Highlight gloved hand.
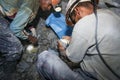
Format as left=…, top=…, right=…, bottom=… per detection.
left=57, top=40, right=66, bottom=58
left=30, top=27, right=37, bottom=37
left=28, top=35, right=38, bottom=45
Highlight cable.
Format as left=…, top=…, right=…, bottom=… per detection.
left=92, top=0, right=120, bottom=79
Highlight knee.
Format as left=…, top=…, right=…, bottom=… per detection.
left=37, top=50, right=50, bottom=61
left=36, top=50, right=51, bottom=69
left=36, top=50, right=59, bottom=71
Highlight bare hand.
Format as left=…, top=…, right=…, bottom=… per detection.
left=28, top=35, right=38, bottom=45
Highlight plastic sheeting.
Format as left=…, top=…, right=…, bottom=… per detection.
left=45, top=12, right=73, bottom=39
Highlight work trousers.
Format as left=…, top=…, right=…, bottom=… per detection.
left=36, top=50, right=95, bottom=80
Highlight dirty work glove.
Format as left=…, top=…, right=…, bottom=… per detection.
left=28, top=35, right=38, bottom=45
left=30, top=27, right=37, bottom=37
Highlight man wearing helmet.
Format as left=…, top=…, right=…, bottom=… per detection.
left=37, top=0, right=120, bottom=80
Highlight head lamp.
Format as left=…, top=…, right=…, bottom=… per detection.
left=53, top=1, right=62, bottom=12
left=54, top=6, right=62, bottom=12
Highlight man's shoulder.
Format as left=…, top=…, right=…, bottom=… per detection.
left=97, top=9, right=120, bottom=18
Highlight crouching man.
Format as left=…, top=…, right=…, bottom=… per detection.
left=0, top=14, right=23, bottom=79
left=37, top=0, right=120, bottom=80
left=0, top=0, right=61, bottom=44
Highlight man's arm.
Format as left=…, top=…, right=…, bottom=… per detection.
left=66, top=31, right=89, bottom=63
left=9, top=5, right=38, bottom=44
left=10, top=6, right=32, bottom=40
left=57, top=36, right=71, bottom=57
left=57, top=36, right=80, bottom=69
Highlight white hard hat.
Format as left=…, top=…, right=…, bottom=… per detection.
left=65, top=0, right=91, bottom=26
left=65, top=0, right=99, bottom=26
left=66, top=0, right=91, bottom=15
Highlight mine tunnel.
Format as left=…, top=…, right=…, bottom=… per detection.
left=0, top=0, right=120, bottom=80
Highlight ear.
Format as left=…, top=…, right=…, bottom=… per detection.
left=74, top=7, right=81, bottom=16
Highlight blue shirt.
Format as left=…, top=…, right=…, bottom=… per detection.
left=0, top=0, right=39, bottom=39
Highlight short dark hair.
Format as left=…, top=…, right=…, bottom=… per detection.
left=71, top=1, right=93, bottom=16
left=66, top=1, right=94, bottom=26
left=77, top=1, right=93, bottom=9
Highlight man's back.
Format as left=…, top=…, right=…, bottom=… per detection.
left=76, top=9, right=120, bottom=80
left=66, top=8, right=120, bottom=80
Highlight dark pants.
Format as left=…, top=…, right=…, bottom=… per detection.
left=0, top=14, right=23, bottom=62
left=0, top=14, right=23, bottom=80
